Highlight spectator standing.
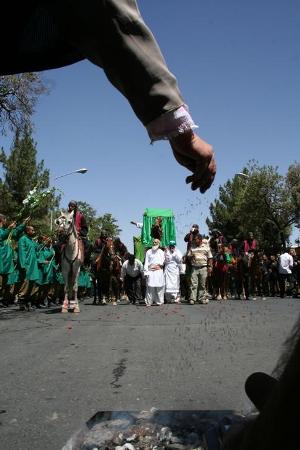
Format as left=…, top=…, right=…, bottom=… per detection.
left=187, top=234, right=213, bottom=304
left=278, top=249, right=293, bottom=298
left=213, top=244, right=230, bottom=300
left=269, top=254, right=279, bottom=297
left=121, top=254, right=143, bottom=305
left=184, top=224, right=200, bottom=251
left=164, top=241, right=182, bottom=303
left=144, top=238, right=165, bottom=306
left=236, top=251, right=251, bottom=300
left=243, top=231, right=257, bottom=253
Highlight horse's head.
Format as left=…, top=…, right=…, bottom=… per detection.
left=55, top=211, right=75, bottom=237
left=105, top=237, right=114, bottom=251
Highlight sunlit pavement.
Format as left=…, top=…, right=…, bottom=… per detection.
left=0, top=297, right=299, bottom=450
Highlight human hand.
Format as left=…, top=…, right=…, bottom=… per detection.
left=24, top=216, right=31, bottom=224
left=169, top=131, right=216, bottom=193
left=150, top=264, right=160, bottom=271
left=8, top=221, right=16, bottom=229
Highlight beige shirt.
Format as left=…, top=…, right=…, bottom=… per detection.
left=188, top=242, right=213, bottom=267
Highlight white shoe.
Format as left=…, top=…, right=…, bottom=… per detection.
left=189, top=300, right=195, bottom=305
left=200, top=299, right=209, bottom=304
left=217, top=295, right=222, bottom=300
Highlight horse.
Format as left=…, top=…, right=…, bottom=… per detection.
left=55, top=211, right=83, bottom=313
left=94, top=237, right=122, bottom=305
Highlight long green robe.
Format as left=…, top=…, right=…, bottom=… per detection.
left=37, top=246, right=56, bottom=285
left=0, top=224, right=25, bottom=276
left=18, top=234, right=40, bottom=281
left=78, top=267, right=92, bottom=289
left=7, top=250, right=20, bottom=285
left=0, top=227, right=11, bottom=274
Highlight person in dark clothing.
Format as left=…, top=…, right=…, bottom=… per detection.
left=292, top=256, right=300, bottom=297
left=229, top=238, right=242, bottom=258
left=67, top=200, right=90, bottom=265
left=91, top=232, right=109, bottom=304
left=68, top=201, right=88, bottom=238
left=268, top=254, right=279, bottom=297
left=209, top=229, right=226, bottom=256
left=257, top=254, right=270, bottom=298
left=236, top=251, right=251, bottom=300
left=121, top=254, right=143, bottom=304
left=113, top=237, right=128, bottom=262
left=184, top=224, right=200, bottom=251
left=151, top=217, right=163, bottom=241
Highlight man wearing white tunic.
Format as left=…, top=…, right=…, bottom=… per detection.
left=164, top=241, right=182, bottom=303
left=144, top=239, right=165, bottom=306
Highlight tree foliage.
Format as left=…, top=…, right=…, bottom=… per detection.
left=0, top=73, right=48, bottom=134
left=207, top=160, right=300, bottom=251
left=0, top=128, right=60, bottom=232
left=75, top=201, right=122, bottom=242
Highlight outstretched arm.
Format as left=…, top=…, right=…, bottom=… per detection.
left=57, top=0, right=216, bottom=192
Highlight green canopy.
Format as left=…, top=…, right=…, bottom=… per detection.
left=142, top=208, right=176, bottom=248
left=143, top=208, right=174, bottom=218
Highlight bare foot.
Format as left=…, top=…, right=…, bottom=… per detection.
left=169, top=131, right=216, bottom=193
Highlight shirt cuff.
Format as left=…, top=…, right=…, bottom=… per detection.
left=146, top=105, right=198, bottom=143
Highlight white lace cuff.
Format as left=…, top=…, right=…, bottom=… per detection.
left=146, top=105, right=198, bottom=143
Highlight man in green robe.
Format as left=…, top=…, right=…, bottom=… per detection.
left=17, top=225, right=40, bottom=311
left=36, top=237, right=57, bottom=307
left=0, top=214, right=26, bottom=306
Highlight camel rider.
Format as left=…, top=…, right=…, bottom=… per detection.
left=67, top=201, right=89, bottom=263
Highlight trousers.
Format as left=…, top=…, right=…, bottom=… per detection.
left=190, top=266, right=208, bottom=302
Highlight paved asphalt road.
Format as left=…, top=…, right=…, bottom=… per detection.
left=0, top=297, right=299, bottom=450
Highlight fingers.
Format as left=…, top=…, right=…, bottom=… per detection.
left=170, top=131, right=216, bottom=193
left=186, top=153, right=216, bottom=192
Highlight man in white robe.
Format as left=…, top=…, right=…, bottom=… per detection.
left=164, top=241, right=182, bottom=303
left=144, top=239, right=165, bottom=306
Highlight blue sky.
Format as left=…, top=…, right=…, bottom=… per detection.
left=2, top=0, right=300, bottom=251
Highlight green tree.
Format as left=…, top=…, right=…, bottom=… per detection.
left=0, top=73, right=48, bottom=134
left=75, top=201, right=121, bottom=242
left=0, top=128, right=60, bottom=230
left=207, top=161, right=300, bottom=251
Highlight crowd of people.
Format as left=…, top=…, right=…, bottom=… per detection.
left=182, top=227, right=300, bottom=303
left=1, top=205, right=300, bottom=310
left=0, top=209, right=92, bottom=311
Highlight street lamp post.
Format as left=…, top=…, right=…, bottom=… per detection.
left=54, top=168, right=88, bottom=181
left=50, top=168, right=88, bottom=231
